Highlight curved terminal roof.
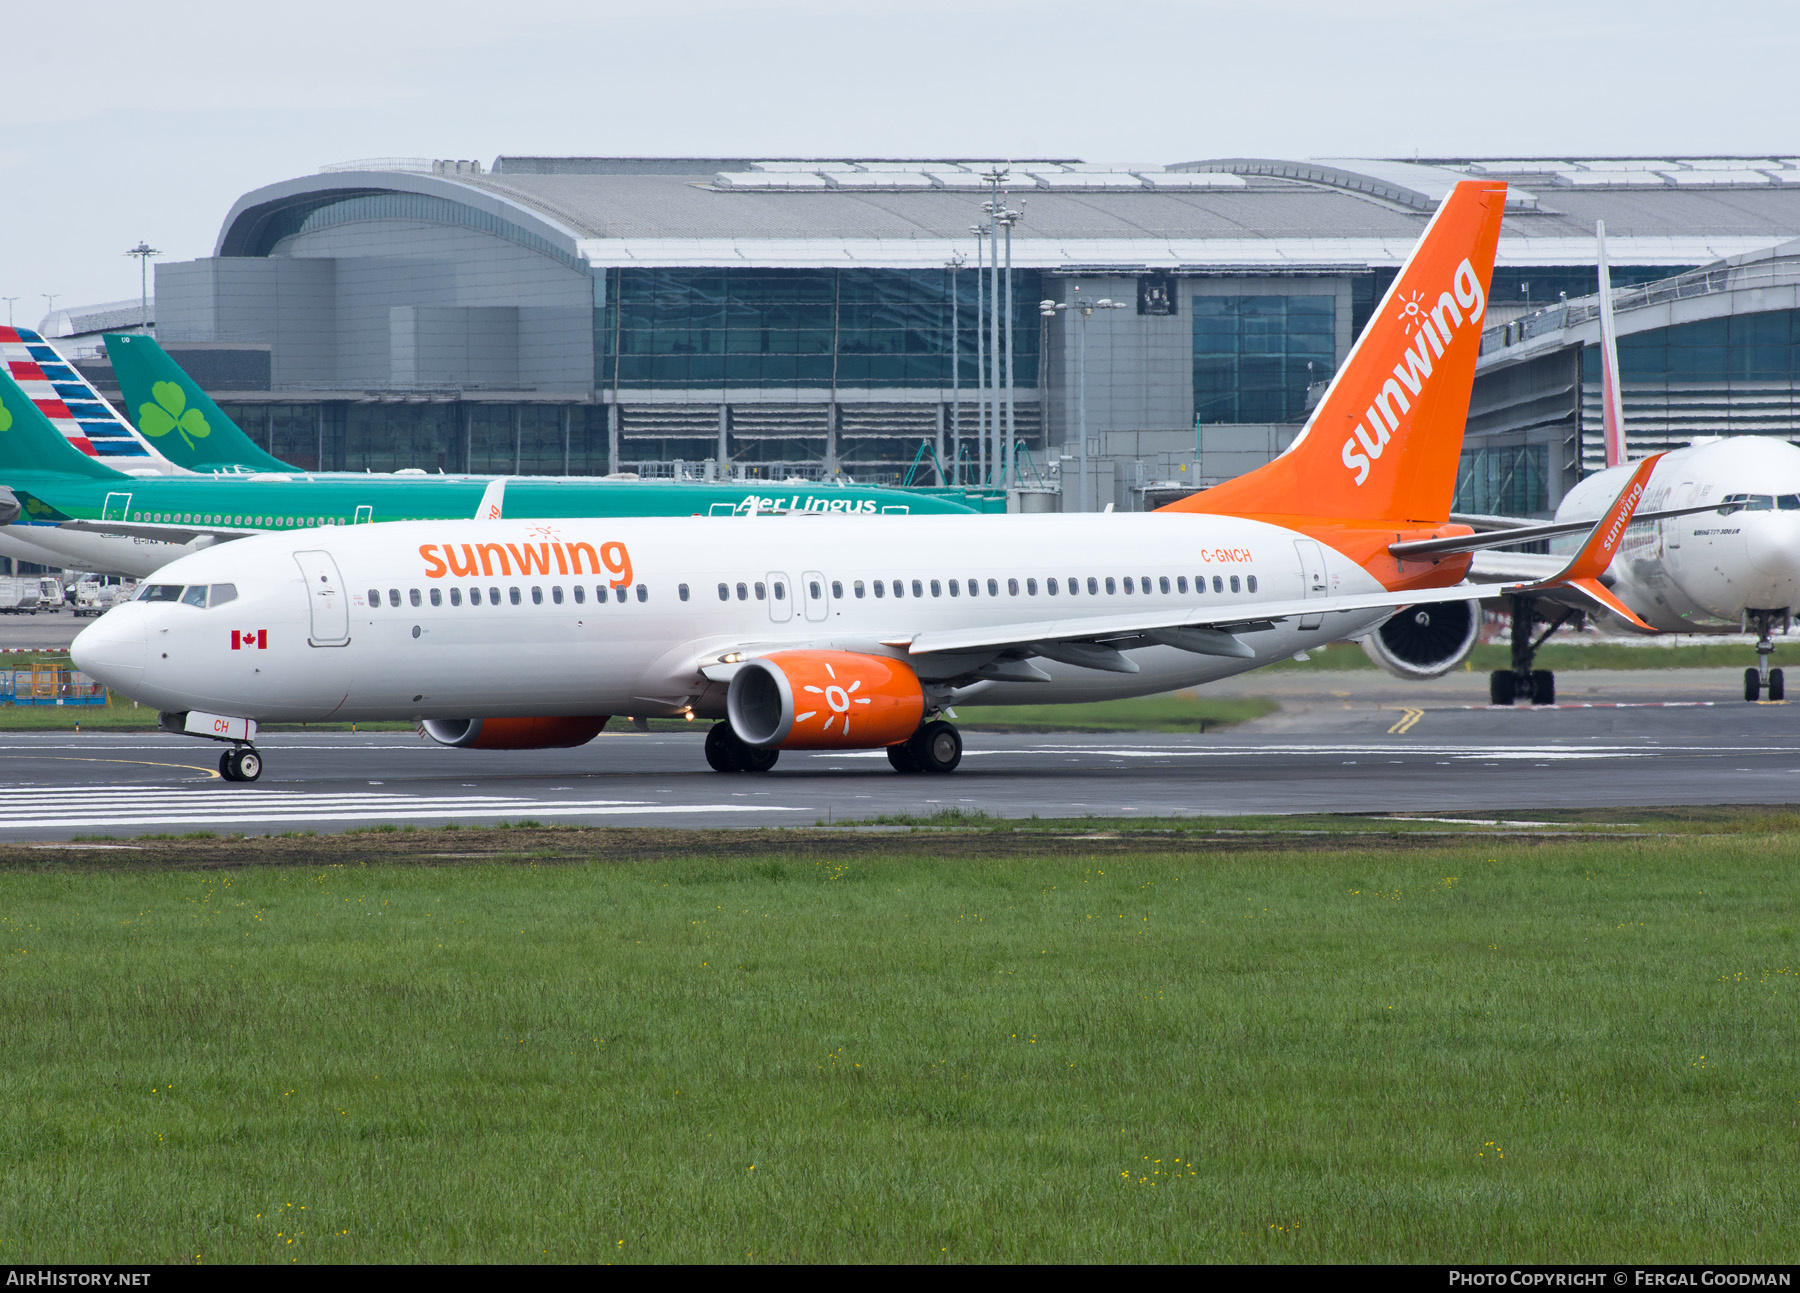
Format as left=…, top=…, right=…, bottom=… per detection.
left=215, top=156, right=1800, bottom=274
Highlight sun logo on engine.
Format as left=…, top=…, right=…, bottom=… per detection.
left=792, top=660, right=874, bottom=735
left=1395, top=289, right=1427, bottom=334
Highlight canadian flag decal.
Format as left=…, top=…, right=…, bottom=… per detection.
left=231, top=629, right=268, bottom=651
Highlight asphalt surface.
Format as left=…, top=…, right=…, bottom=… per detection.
left=0, top=669, right=1793, bottom=840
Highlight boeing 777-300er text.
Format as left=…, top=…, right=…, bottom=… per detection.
left=0, top=365, right=980, bottom=578
left=73, top=180, right=1659, bottom=782
left=1377, top=221, right=1800, bottom=705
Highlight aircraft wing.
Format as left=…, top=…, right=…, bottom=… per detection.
left=1391, top=502, right=1721, bottom=559
left=56, top=519, right=256, bottom=545
left=1468, top=551, right=1564, bottom=583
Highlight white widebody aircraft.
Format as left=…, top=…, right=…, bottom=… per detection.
left=1449, top=221, right=1800, bottom=704
left=70, top=180, right=1655, bottom=782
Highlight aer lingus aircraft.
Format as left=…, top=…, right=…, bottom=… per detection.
left=0, top=367, right=980, bottom=578
left=1404, top=221, right=1800, bottom=705
left=73, top=180, right=1663, bottom=782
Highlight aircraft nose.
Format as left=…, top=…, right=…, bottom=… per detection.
left=1743, top=511, right=1800, bottom=582
left=71, top=609, right=147, bottom=693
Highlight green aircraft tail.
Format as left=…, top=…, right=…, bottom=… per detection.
left=0, top=368, right=128, bottom=480
left=104, top=334, right=293, bottom=473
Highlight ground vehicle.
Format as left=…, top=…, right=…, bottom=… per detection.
left=0, top=576, right=42, bottom=613
left=71, top=575, right=134, bottom=617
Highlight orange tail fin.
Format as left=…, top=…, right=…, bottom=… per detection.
left=1167, top=179, right=1508, bottom=527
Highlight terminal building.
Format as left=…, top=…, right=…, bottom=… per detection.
left=61, top=155, right=1800, bottom=513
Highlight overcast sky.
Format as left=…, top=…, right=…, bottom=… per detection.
left=2, top=0, right=1793, bottom=322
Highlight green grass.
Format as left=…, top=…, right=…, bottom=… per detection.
left=2, top=829, right=1797, bottom=1262
left=955, top=694, right=1276, bottom=732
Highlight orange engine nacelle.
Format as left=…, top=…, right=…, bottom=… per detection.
left=727, top=651, right=924, bottom=749
left=419, top=716, right=610, bottom=750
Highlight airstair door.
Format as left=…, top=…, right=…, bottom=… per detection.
left=801, top=570, right=829, bottom=622
left=294, top=550, right=351, bottom=646
left=1294, top=539, right=1328, bottom=630
left=353, top=505, right=374, bottom=524
left=767, top=572, right=793, bottom=623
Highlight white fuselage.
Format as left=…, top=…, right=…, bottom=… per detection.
left=72, top=514, right=1392, bottom=724
left=1553, top=438, right=1800, bottom=631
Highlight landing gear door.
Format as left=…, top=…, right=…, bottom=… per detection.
left=294, top=550, right=351, bottom=646
left=767, top=572, right=793, bottom=623
left=801, top=570, right=829, bottom=622
left=1294, top=539, right=1327, bottom=630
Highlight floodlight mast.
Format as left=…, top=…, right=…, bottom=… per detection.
left=1, top=297, right=15, bottom=326
left=126, top=241, right=161, bottom=336
left=945, top=254, right=964, bottom=486
left=1042, top=287, right=1127, bottom=513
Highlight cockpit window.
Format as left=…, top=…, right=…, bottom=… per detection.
left=180, top=586, right=208, bottom=608
left=138, top=584, right=183, bottom=602
left=1719, top=493, right=1776, bottom=514
left=1779, top=495, right=1800, bottom=511
left=210, top=584, right=238, bottom=607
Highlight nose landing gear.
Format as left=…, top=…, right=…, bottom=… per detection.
left=1743, top=610, right=1789, bottom=701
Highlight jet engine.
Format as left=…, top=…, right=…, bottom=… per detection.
left=419, top=716, right=610, bottom=749
left=727, top=650, right=925, bottom=749
left=1359, top=599, right=1481, bottom=679
left=0, top=488, right=20, bottom=527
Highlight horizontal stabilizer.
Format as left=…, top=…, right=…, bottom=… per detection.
left=1391, top=497, right=1712, bottom=559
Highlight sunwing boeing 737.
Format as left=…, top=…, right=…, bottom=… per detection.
left=73, top=181, right=1658, bottom=782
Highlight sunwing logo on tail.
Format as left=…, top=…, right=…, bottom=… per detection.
left=1341, top=258, right=1488, bottom=487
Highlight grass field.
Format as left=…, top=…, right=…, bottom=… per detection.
left=2, top=818, right=1797, bottom=1263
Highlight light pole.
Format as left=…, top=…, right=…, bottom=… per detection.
left=1041, top=287, right=1127, bottom=513
left=40, top=294, right=57, bottom=326
left=1, top=298, right=15, bottom=327
left=126, top=241, right=161, bottom=334
left=996, top=206, right=1021, bottom=490
left=946, top=254, right=964, bottom=486
left=980, top=167, right=1007, bottom=486
left=970, top=223, right=988, bottom=485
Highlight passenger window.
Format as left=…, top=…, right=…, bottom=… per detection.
left=181, top=585, right=208, bottom=608
left=210, top=584, right=237, bottom=607
left=573, top=585, right=585, bottom=605
left=949, top=579, right=960, bottom=596
left=854, top=581, right=866, bottom=598
left=1047, top=578, right=1059, bottom=595
left=468, top=588, right=481, bottom=605
left=615, top=586, right=627, bottom=604
left=1213, top=576, right=1224, bottom=593
left=1229, top=575, right=1241, bottom=593
left=509, top=587, right=522, bottom=606
left=892, top=580, right=905, bottom=599
left=773, top=582, right=786, bottom=600
left=810, top=580, right=823, bottom=599
left=1177, top=576, right=1188, bottom=593
left=966, top=577, right=979, bottom=597
left=1246, top=575, right=1258, bottom=593
left=831, top=581, right=843, bottom=599
left=874, top=580, right=885, bottom=598
left=1159, top=576, right=1170, bottom=594
left=736, top=582, right=748, bottom=600
left=755, top=582, right=767, bottom=600
left=489, top=586, right=501, bottom=603
left=410, top=588, right=422, bottom=607
left=636, top=584, right=647, bottom=602
left=1007, top=578, right=1019, bottom=596
left=719, top=583, right=730, bottom=601
left=1123, top=577, right=1134, bottom=594
left=552, top=586, right=564, bottom=604
left=1105, top=577, right=1116, bottom=595
left=389, top=589, right=401, bottom=608
left=911, top=580, right=923, bottom=598
left=987, top=578, right=999, bottom=596
left=679, top=584, right=690, bottom=602
left=450, top=587, right=462, bottom=606
left=430, top=588, right=442, bottom=607
left=1026, top=578, right=1037, bottom=595
left=531, top=586, right=543, bottom=605
left=367, top=588, right=380, bottom=606
left=1087, top=577, right=1099, bottom=595
left=930, top=579, right=941, bottom=597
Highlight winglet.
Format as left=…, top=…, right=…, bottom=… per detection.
left=475, top=478, right=506, bottom=520
left=1528, top=452, right=1662, bottom=589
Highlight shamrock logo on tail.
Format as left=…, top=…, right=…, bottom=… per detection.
left=0, top=403, right=13, bottom=433
left=138, top=382, right=210, bottom=449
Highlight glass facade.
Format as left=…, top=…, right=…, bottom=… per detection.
left=1455, top=444, right=1548, bottom=515
left=1491, top=265, right=1690, bottom=311
left=595, top=268, right=1040, bottom=390
left=217, top=402, right=611, bottom=475
left=1192, top=295, right=1335, bottom=424
left=1581, top=309, right=1800, bottom=384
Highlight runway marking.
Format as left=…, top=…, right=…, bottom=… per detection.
left=1387, top=708, right=1425, bottom=735
left=0, top=784, right=805, bottom=832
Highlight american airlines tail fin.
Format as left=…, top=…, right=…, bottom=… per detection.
left=103, top=334, right=294, bottom=474
left=1596, top=220, right=1627, bottom=469
left=0, top=366, right=131, bottom=480
left=0, top=328, right=178, bottom=470
left=1165, top=179, right=1508, bottom=527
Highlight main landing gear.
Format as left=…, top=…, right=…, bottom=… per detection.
left=1743, top=610, right=1788, bottom=702
left=704, top=722, right=780, bottom=773
left=886, top=720, right=963, bottom=775
left=1490, top=594, right=1577, bottom=707
left=218, top=746, right=263, bottom=782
